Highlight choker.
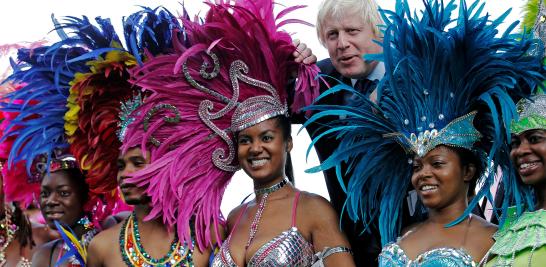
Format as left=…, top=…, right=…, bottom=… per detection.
left=254, top=178, right=289, bottom=195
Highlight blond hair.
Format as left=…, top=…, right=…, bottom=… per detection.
left=316, top=0, right=383, bottom=45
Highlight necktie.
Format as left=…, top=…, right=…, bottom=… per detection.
left=354, top=78, right=377, bottom=96
left=344, top=78, right=376, bottom=104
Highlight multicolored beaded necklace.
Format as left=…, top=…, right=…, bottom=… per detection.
left=120, top=212, right=194, bottom=267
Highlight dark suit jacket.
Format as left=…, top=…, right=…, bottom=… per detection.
left=292, top=58, right=381, bottom=266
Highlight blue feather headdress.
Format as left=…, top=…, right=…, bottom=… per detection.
left=123, top=6, right=183, bottom=65
left=1, top=45, right=88, bottom=176
left=0, top=15, right=122, bottom=176
left=304, top=0, right=544, bottom=245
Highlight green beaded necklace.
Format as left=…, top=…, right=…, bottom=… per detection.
left=119, top=212, right=194, bottom=266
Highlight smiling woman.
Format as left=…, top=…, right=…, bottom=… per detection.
left=410, top=146, right=480, bottom=210
left=39, top=168, right=88, bottom=229
left=236, top=117, right=293, bottom=185
left=391, top=144, right=497, bottom=265
left=214, top=114, right=355, bottom=267
left=33, top=164, right=97, bottom=267
left=483, top=93, right=546, bottom=266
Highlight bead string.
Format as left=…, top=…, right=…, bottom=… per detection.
left=245, top=178, right=290, bottom=250
left=0, top=203, right=17, bottom=266
left=119, top=212, right=194, bottom=266
left=245, top=193, right=268, bottom=250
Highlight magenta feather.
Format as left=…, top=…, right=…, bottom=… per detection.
left=122, top=0, right=319, bottom=250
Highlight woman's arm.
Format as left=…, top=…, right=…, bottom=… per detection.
left=192, top=220, right=226, bottom=267
left=304, top=193, right=356, bottom=267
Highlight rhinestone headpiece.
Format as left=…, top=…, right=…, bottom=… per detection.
left=33, top=150, right=78, bottom=181
left=183, top=54, right=288, bottom=172
left=49, top=157, right=78, bottom=172
left=385, top=112, right=482, bottom=157
left=533, top=0, right=546, bottom=55
left=117, top=93, right=143, bottom=142
left=511, top=94, right=546, bottom=134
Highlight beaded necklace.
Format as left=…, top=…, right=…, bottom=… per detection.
left=120, top=212, right=194, bottom=267
left=0, top=204, right=17, bottom=266
left=245, top=178, right=289, bottom=250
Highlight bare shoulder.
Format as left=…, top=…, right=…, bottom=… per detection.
left=400, top=222, right=421, bottom=237
left=470, top=215, right=498, bottom=237
left=297, top=191, right=339, bottom=227
left=87, top=222, right=124, bottom=266
left=298, top=191, right=335, bottom=213
left=88, top=222, right=123, bottom=254
left=225, top=203, right=247, bottom=229
left=31, top=239, right=58, bottom=266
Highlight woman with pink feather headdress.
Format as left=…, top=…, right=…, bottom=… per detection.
left=98, top=0, right=356, bottom=266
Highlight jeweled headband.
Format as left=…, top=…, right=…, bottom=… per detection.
left=511, top=93, right=546, bottom=134
left=117, top=93, right=144, bottom=142
left=384, top=111, right=482, bottom=157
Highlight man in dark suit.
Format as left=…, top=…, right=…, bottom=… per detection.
left=292, top=1, right=386, bottom=265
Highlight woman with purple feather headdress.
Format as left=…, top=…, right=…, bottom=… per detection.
left=111, top=0, right=356, bottom=266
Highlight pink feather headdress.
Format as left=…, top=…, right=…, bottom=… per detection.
left=121, top=0, right=319, bottom=250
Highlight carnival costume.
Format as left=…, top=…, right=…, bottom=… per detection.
left=480, top=1, right=546, bottom=266
left=0, top=14, right=137, bottom=267
left=118, top=0, right=329, bottom=265
left=484, top=88, right=546, bottom=267
left=0, top=43, right=52, bottom=266
left=111, top=7, right=203, bottom=267
left=302, top=0, right=545, bottom=266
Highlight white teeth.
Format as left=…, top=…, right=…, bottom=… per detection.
left=251, top=159, right=268, bottom=167
left=520, top=162, right=538, bottom=170
left=421, top=185, right=438, bottom=191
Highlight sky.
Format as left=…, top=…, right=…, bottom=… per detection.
left=0, top=0, right=527, bottom=215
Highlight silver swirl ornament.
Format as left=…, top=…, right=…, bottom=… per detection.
left=182, top=50, right=240, bottom=172
left=142, top=104, right=182, bottom=147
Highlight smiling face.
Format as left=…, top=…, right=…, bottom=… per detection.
left=237, top=117, right=293, bottom=187
left=411, top=146, right=476, bottom=210
left=510, top=129, right=546, bottom=186
left=40, top=169, right=86, bottom=228
left=322, top=11, right=382, bottom=79
left=117, top=147, right=151, bottom=205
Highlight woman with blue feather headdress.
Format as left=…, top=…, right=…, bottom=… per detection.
left=303, top=0, right=545, bottom=265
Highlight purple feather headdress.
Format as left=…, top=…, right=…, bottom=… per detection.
left=121, top=0, right=319, bottom=250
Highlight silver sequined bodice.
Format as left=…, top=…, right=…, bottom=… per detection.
left=211, top=226, right=314, bottom=267
left=379, top=242, right=477, bottom=267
